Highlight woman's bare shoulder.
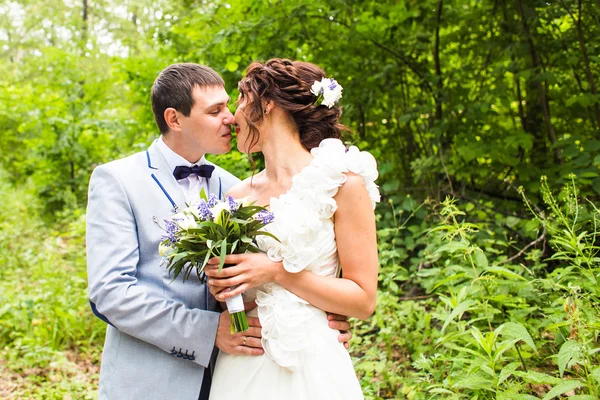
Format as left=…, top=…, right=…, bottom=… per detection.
left=226, top=173, right=262, bottom=199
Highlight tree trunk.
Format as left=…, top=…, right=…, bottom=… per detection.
left=575, top=0, right=600, bottom=129
left=516, top=0, right=560, bottom=162
left=82, top=0, right=88, bottom=42
left=433, top=0, right=443, bottom=122
left=560, top=0, right=600, bottom=129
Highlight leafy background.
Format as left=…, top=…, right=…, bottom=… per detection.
left=1, top=0, right=599, bottom=398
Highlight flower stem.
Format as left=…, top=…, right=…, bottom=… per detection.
left=229, top=311, right=249, bottom=334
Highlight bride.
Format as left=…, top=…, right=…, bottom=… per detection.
left=204, top=58, right=380, bottom=399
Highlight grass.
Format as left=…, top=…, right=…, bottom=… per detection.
left=0, top=179, right=104, bottom=399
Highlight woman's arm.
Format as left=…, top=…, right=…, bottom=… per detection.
left=205, top=173, right=379, bottom=320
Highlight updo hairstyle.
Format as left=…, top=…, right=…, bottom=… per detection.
left=237, top=58, right=348, bottom=152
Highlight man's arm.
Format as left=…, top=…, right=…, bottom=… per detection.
left=86, top=165, right=220, bottom=367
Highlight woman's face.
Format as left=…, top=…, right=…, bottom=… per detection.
left=234, top=95, right=261, bottom=154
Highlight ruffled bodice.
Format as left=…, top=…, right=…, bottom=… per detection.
left=248, top=138, right=380, bottom=371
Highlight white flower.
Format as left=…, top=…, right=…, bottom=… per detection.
left=210, top=201, right=230, bottom=219
left=322, top=84, right=342, bottom=108
left=235, top=196, right=251, bottom=207
left=158, top=243, right=172, bottom=256
left=310, top=80, right=324, bottom=96
left=178, top=217, right=197, bottom=230
left=311, top=77, right=343, bottom=108
left=173, top=212, right=197, bottom=230
left=183, top=205, right=200, bottom=218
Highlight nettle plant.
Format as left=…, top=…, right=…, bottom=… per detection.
left=411, top=176, right=600, bottom=399
left=521, top=176, right=600, bottom=398
left=412, top=198, right=539, bottom=399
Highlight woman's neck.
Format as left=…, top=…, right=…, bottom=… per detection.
left=260, top=127, right=312, bottom=184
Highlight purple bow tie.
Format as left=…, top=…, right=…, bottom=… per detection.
left=173, top=164, right=215, bottom=180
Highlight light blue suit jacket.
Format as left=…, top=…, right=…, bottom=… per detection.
left=86, top=140, right=240, bottom=399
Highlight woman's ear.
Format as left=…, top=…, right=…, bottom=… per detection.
left=263, top=100, right=274, bottom=115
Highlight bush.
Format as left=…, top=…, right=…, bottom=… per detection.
left=352, top=176, right=600, bottom=399
left=0, top=179, right=105, bottom=399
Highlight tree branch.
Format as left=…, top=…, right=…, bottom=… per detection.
left=308, top=14, right=433, bottom=94
left=499, top=227, right=546, bottom=264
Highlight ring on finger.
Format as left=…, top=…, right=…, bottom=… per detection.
left=242, top=336, right=247, bottom=346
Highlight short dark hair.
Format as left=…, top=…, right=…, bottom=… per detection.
left=151, top=63, right=225, bottom=134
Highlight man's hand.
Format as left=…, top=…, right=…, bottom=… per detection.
left=327, top=313, right=353, bottom=349
left=215, top=308, right=264, bottom=356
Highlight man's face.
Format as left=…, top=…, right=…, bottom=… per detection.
left=178, top=85, right=234, bottom=156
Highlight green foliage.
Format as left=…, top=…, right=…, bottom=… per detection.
left=1, top=0, right=600, bottom=397
left=0, top=178, right=104, bottom=398
left=351, top=178, right=599, bottom=399
left=3, top=0, right=600, bottom=217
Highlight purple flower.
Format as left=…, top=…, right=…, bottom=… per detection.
left=207, top=194, right=218, bottom=208
left=328, top=79, right=339, bottom=90
left=162, top=219, right=180, bottom=243
left=197, top=201, right=213, bottom=221
left=254, top=210, right=275, bottom=225
left=227, top=196, right=239, bottom=213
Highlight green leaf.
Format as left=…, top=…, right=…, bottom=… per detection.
left=253, top=231, right=280, bottom=242
left=497, top=394, right=539, bottom=400
left=494, top=339, right=521, bottom=363
left=442, top=300, right=476, bottom=331
left=541, top=380, right=584, bottom=400
left=473, top=249, right=488, bottom=268
left=498, top=362, right=521, bottom=386
left=199, top=187, right=208, bottom=201
left=218, top=238, right=227, bottom=272
left=591, top=367, right=600, bottom=384
left=432, top=273, right=467, bottom=291
left=500, top=322, right=537, bottom=352
left=201, top=248, right=212, bottom=269
left=435, top=240, right=469, bottom=255
left=514, top=370, right=561, bottom=385
left=225, top=60, right=239, bottom=72
left=240, top=235, right=253, bottom=243
left=451, top=375, right=494, bottom=390
left=484, top=266, right=527, bottom=281
left=557, top=341, right=582, bottom=377
left=505, top=216, right=521, bottom=228
left=427, top=387, right=456, bottom=395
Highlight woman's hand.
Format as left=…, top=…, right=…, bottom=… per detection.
left=205, top=253, right=283, bottom=300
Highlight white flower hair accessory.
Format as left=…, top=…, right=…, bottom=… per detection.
left=310, top=77, right=343, bottom=108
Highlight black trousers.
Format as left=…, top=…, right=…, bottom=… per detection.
left=198, top=366, right=212, bottom=400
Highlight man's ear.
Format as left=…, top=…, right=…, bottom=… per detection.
left=164, top=108, right=182, bottom=131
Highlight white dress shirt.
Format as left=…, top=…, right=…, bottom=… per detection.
left=156, top=136, right=209, bottom=204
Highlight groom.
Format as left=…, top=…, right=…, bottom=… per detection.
left=86, top=63, right=352, bottom=400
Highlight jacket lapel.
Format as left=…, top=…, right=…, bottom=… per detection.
left=205, top=160, right=224, bottom=200
left=146, top=140, right=186, bottom=211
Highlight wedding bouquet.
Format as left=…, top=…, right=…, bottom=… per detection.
left=158, top=190, right=278, bottom=333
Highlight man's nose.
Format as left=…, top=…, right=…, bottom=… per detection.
left=223, top=109, right=235, bottom=124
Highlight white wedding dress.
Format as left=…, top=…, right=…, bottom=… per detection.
left=209, top=139, right=380, bottom=400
